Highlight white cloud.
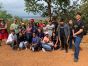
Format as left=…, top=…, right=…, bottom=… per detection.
left=0, top=0, right=37, bottom=17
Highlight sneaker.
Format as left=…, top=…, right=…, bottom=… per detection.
left=42, top=48, right=46, bottom=52
left=74, top=58, right=78, bottom=62
left=32, top=47, right=35, bottom=52
left=25, top=48, right=28, bottom=50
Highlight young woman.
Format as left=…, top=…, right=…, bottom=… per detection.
left=26, top=23, right=32, bottom=43
left=0, top=19, right=8, bottom=46
left=51, top=32, right=59, bottom=50
left=41, top=32, right=54, bottom=52
left=31, top=33, right=41, bottom=52
left=18, top=31, right=28, bottom=50
left=37, top=28, right=44, bottom=40
left=68, top=19, right=73, bottom=49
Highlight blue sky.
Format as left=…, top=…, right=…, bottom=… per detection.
left=0, top=0, right=81, bottom=18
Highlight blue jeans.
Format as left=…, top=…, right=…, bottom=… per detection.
left=74, top=36, right=82, bottom=59
left=42, top=44, right=52, bottom=51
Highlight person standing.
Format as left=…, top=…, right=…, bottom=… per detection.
left=57, top=19, right=70, bottom=53
left=26, top=23, right=32, bottom=43
left=52, top=16, right=58, bottom=32
left=68, top=19, right=73, bottom=49
left=0, top=19, right=8, bottom=46
left=73, top=12, right=84, bottom=62
left=10, top=19, right=19, bottom=35
left=46, top=20, right=55, bottom=37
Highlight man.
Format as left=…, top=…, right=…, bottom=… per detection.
left=52, top=16, right=58, bottom=32
left=10, top=19, right=19, bottom=34
left=73, top=12, right=84, bottom=62
left=58, top=19, right=70, bottom=53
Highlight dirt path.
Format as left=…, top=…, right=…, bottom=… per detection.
left=0, top=35, right=88, bottom=66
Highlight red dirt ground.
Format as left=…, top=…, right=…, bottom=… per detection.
left=0, top=35, right=88, bottom=66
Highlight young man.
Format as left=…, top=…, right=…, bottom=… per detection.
left=6, top=30, right=17, bottom=49
left=10, top=19, right=19, bottom=34
left=57, top=19, right=70, bottom=53
left=73, top=12, right=84, bottom=62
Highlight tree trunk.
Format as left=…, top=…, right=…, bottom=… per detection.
left=47, top=0, right=52, bottom=21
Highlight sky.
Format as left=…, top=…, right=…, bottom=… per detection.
left=0, top=0, right=39, bottom=18
left=0, top=0, right=81, bottom=18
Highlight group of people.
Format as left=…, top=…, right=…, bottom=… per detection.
left=0, top=12, right=84, bottom=62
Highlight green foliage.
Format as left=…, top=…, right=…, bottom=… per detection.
left=79, top=0, right=88, bottom=33
left=24, top=0, right=70, bottom=17
left=0, top=10, right=12, bottom=19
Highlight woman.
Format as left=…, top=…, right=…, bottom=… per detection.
left=26, top=23, right=32, bottom=43
left=51, top=32, right=59, bottom=50
left=0, top=19, right=8, bottom=46
left=41, top=32, right=54, bottom=52
left=37, top=28, right=44, bottom=40
left=68, top=19, right=73, bottom=49
left=31, top=33, right=41, bottom=52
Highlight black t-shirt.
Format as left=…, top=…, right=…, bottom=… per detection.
left=51, top=36, right=57, bottom=44
left=52, top=21, right=58, bottom=30
left=73, top=20, right=84, bottom=38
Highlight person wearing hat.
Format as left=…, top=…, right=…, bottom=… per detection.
left=0, top=19, right=8, bottom=46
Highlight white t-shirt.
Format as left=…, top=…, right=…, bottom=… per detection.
left=46, top=24, right=55, bottom=36
left=6, top=33, right=17, bottom=44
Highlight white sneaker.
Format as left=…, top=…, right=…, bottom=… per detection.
left=32, top=47, right=35, bottom=52
left=42, top=48, right=46, bottom=52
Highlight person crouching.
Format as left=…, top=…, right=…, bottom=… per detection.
left=18, top=31, right=28, bottom=50
left=31, top=33, right=41, bottom=52
left=6, top=30, right=17, bottom=49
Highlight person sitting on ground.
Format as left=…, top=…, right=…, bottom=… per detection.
left=51, top=32, right=59, bottom=50
left=18, top=30, right=28, bottom=50
left=41, top=32, right=54, bottom=52
left=31, top=33, right=41, bottom=52
left=6, top=30, right=17, bottom=49
left=37, top=28, right=44, bottom=40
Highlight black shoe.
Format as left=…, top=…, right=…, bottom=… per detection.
left=66, top=50, right=68, bottom=53
left=0, top=44, right=1, bottom=46
left=74, top=58, right=78, bottom=62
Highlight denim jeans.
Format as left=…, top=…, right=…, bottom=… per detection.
left=26, top=33, right=32, bottom=43
left=42, top=44, right=52, bottom=51
left=74, top=36, right=82, bottom=59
